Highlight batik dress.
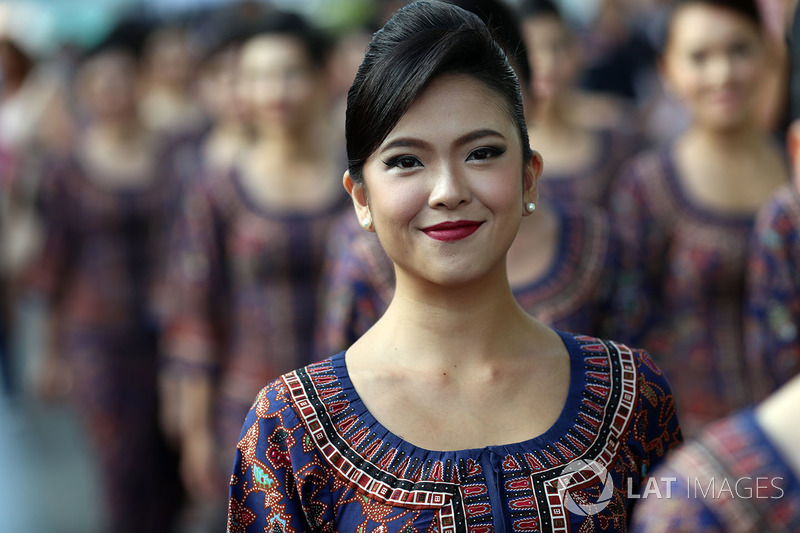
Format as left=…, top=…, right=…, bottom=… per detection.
left=537, top=128, right=638, bottom=208
left=316, top=203, right=620, bottom=358
left=228, top=331, right=682, bottom=532
left=163, top=167, right=350, bottom=453
left=610, top=148, right=769, bottom=435
left=746, top=185, right=800, bottom=401
left=29, top=152, right=183, bottom=532
left=630, top=409, right=800, bottom=533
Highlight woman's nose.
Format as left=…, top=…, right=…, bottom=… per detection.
left=428, top=163, right=471, bottom=209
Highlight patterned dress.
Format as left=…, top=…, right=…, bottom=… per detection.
left=630, top=409, right=800, bottom=533
left=228, top=332, right=682, bottom=532
left=163, top=167, right=350, bottom=453
left=610, top=148, right=769, bottom=435
left=29, top=152, right=183, bottom=532
left=746, top=185, right=800, bottom=401
left=537, top=128, right=638, bottom=208
left=317, top=203, right=620, bottom=359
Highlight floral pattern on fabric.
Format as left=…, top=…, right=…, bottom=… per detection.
left=229, top=332, right=682, bottom=532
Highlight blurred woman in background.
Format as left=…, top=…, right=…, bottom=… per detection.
left=162, top=9, right=348, bottom=509
left=139, top=25, right=205, bottom=139
left=611, top=0, right=788, bottom=436
left=29, top=29, right=183, bottom=532
left=519, top=0, right=639, bottom=209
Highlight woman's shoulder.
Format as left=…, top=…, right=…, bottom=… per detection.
left=612, top=147, right=677, bottom=218
left=249, top=354, right=346, bottom=415
left=756, top=184, right=800, bottom=233
left=561, top=332, right=678, bottom=417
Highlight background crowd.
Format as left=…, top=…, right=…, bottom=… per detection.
left=0, top=0, right=798, bottom=531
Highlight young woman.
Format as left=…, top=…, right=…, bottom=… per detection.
left=316, top=0, right=623, bottom=360
left=610, top=0, right=788, bottom=436
left=519, top=0, right=639, bottom=209
left=229, top=3, right=681, bottom=531
left=162, top=11, right=348, bottom=504
left=30, top=42, right=183, bottom=532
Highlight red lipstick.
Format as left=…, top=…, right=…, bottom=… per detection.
left=422, top=220, right=483, bottom=242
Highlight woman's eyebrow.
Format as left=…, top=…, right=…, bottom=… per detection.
left=454, top=128, right=505, bottom=146
left=380, top=137, right=429, bottom=152
left=380, top=129, right=506, bottom=153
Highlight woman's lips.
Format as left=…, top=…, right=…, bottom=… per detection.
left=422, top=220, right=483, bottom=242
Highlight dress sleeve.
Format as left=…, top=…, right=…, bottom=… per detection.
left=228, top=380, right=326, bottom=532
left=25, top=160, right=77, bottom=303
left=745, top=190, right=800, bottom=400
left=629, top=468, right=725, bottom=533
left=161, top=182, right=228, bottom=377
left=608, top=157, right=670, bottom=348
left=627, top=347, right=683, bottom=488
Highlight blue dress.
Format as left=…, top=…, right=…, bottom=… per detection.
left=228, top=332, right=682, bottom=532
left=631, top=408, right=800, bottom=533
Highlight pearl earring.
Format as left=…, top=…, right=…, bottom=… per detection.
left=361, top=218, right=372, bottom=230
left=526, top=202, right=536, bottom=213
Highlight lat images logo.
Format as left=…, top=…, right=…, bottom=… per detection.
left=557, top=459, right=615, bottom=516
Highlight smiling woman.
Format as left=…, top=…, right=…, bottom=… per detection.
left=609, top=0, right=789, bottom=438
left=227, top=2, right=682, bottom=532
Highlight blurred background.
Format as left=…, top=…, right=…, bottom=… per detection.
left=0, top=0, right=795, bottom=531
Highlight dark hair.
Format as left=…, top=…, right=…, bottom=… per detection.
left=518, top=0, right=563, bottom=21
left=664, top=0, right=763, bottom=51
left=791, top=0, right=800, bottom=121
left=80, top=17, right=154, bottom=65
left=346, top=0, right=533, bottom=184
left=241, top=10, right=329, bottom=71
left=446, top=0, right=531, bottom=87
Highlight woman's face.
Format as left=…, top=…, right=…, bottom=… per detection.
left=663, top=4, right=766, bottom=131
left=523, top=15, right=580, bottom=100
left=197, top=47, right=241, bottom=123
left=350, top=74, right=540, bottom=287
left=236, top=35, right=321, bottom=133
left=78, top=52, right=139, bottom=122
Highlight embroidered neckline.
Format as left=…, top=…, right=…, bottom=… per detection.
left=284, top=332, right=639, bottom=485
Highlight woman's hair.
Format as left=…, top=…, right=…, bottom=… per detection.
left=242, top=10, right=329, bottom=70
left=446, top=0, right=531, bottom=88
left=518, top=0, right=563, bottom=22
left=346, top=0, right=532, bottom=184
left=663, top=0, right=763, bottom=50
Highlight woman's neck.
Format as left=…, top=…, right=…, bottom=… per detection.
left=88, top=118, right=145, bottom=146
left=532, top=95, right=573, bottom=133
left=683, top=121, right=762, bottom=155
left=756, top=375, right=800, bottom=476
left=253, top=122, right=322, bottom=165
left=373, top=264, right=540, bottom=373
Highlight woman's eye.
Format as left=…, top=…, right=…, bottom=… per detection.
left=383, top=155, right=422, bottom=169
left=467, top=147, right=505, bottom=161
left=689, top=50, right=707, bottom=65
left=729, top=41, right=752, bottom=58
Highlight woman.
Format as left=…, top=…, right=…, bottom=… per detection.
left=610, top=0, right=788, bottom=436
left=30, top=41, right=183, bottom=532
left=519, top=0, right=639, bottom=209
left=316, top=0, right=622, bottom=359
left=162, top=11, right=348, bottom=504
left=229, top=3, right=681, bottom=531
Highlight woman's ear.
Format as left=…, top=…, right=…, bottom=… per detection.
left=343, top=170, right=374, bottom=230
left=523, top=150, right=543, bottom=213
